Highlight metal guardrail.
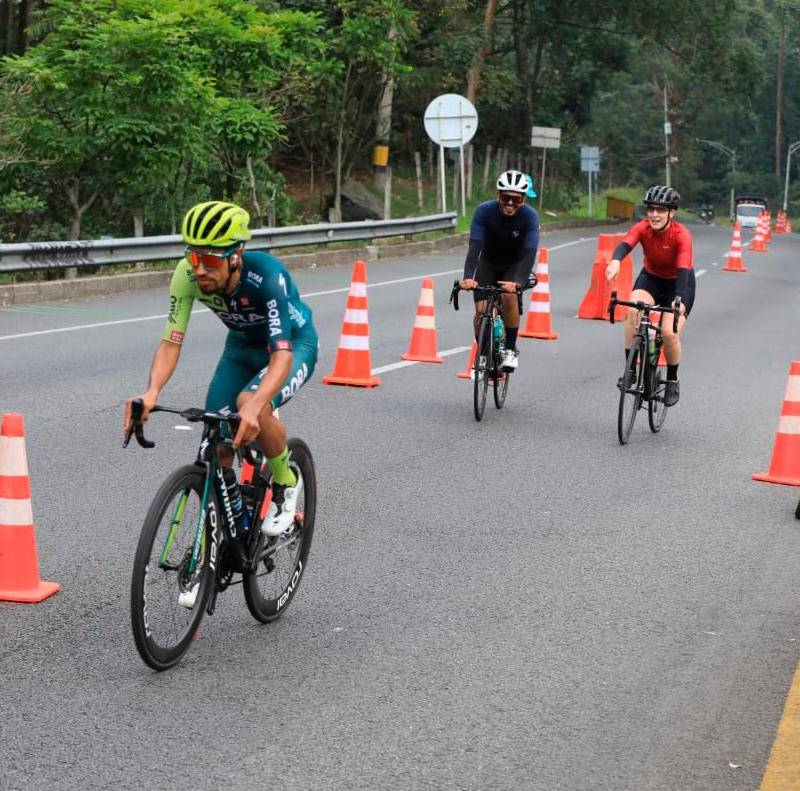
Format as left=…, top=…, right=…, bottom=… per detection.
left=0, top=213, right=458, bottom=274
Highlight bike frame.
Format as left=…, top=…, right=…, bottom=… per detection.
left=184, top=420, right=237, bottom=577
left=609, top=292, right=681, bottom=401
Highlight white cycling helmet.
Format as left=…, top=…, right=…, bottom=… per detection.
left=496, top=170, right=530, bottom=194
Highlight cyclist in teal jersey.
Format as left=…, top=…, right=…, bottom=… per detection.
left=124, top=201, right=318, bottom=539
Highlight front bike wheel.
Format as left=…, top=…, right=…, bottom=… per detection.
left=130, top=465, right=214, bottom=670
left=493, top=367, right=510, bottom=409
left=244, top=438, right=317, bottom=623
left=473, top=316, right=491, bottom=421
left=648, top=358, right=669, bottom=433
left=618, top=337, right=644, bottom=445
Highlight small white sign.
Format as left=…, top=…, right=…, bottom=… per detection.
left=664, top=121, right=672, bottom=136
left=580, top=146, right=600, bottom=173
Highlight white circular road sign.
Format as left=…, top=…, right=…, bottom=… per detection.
left=424, top=94, right=478, bottom=149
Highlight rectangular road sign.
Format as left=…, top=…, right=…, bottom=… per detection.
left=531, top=126, right=561, bottom=149
left=580, top=146, right=600, bottom=173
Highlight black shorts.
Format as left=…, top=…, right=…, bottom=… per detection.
left=472, top=258, right=521, bottom=303
left=633, top=269, right=695, bottom=317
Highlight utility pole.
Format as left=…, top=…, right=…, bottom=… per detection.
left=698, top=139, right=736, bottom=219
left=783, top=140, right=800, bottom=212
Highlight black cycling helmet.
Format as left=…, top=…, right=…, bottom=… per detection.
left=643, top=185, right=680, bottom=208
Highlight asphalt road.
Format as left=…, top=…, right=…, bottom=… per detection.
left=1, top=223, right=799, bottom=790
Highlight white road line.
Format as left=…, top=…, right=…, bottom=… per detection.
left=371, top=346, right=472, bottom=375
left=0, top=236, right=595, bottom=342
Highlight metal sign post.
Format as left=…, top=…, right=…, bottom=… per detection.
left=580, top=146, right=600, bottom=216
left=424, top=94, right=478, bottom=216
left=530, top=126, right=562, bottom=210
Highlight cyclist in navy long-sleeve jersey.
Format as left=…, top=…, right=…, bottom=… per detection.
left=459, top=170, right=539, bottom=371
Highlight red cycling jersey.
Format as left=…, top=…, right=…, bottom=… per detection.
left=622, top=219, right=693, bottom=278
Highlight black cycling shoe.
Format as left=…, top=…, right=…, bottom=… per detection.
left=617, top=370, right=636, bottom=391
left=664, top=378, right=680, bottom=406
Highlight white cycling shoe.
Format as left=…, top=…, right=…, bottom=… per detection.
left=501, top=348, right=519, bottom=370
left=178, top=581, right=200, bottom=609
left=261, top=479, right=301, bottom=537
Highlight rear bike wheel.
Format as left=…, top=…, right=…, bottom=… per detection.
left=243, top=438, right=317, bottom=623
left=618, top=337, right=644, bottom=445
left=473, top=315, right=491, bottom=421
left=647, top=357, right=669, bottom=432
left=130, top=465, right=215, bottom=670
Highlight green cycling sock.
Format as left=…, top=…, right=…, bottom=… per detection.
left=267, top=447, right=297, bottom=487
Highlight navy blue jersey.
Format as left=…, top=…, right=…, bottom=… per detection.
left=469, top=201, right=539, bottom=263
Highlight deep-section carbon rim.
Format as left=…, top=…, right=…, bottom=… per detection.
left=131, top=466, right=212, bottom=670
left=243, top=438, right=316, bottom=623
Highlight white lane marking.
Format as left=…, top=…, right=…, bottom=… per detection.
left=371, top=346, right=472, bottom=374
left=697, top=269, right=707, bottom=277
left=0, top=236, right=595, bottom=342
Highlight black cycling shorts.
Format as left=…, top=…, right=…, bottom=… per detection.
left=633, top=269, right=695, bottom=317
left=472, top=258, right=521, bottom=303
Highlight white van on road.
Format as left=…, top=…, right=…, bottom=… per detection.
left=734, top=195, right=767, bottom=228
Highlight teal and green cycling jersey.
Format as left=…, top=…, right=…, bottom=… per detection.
left=163, top=250, right=315, bottom=352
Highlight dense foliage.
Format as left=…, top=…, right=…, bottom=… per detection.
left=1, top=0, right=798, bottom=241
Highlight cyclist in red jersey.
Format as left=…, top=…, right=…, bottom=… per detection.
left=605, top=185, right=694, bottom=406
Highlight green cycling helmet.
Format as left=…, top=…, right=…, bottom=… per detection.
left=182, top=201, right=252, bottom=247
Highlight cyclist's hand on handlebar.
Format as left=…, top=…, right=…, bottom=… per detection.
left=123, top=393, right=156, bottom=440
left=605, top=259, right=620, bottom=283
left=232, top=399, right=262, bottom=449
left=497, top=280, right=518, bottom=293
left=459, top=278, right=478, bottom=290
left=672, top=298, right=686, bottom=316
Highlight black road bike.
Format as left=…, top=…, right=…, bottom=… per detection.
left=609, top=292, right=682, bottom=445
left=125, top=400, right=316, bottom=670
left=451, top=281, right=528, bottom=421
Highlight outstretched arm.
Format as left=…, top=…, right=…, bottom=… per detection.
left=123, top=340, right=181, bottom=436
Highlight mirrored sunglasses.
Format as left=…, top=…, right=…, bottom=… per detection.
left=185, top=245, right=238, bottom=270
left=499, top=192, right=524, bottom=206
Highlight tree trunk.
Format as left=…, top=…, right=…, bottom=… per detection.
left=775, top=9, right=786, bottom=180
left=414, top=151, right=424, bottom=209
left=512, top=0, right=532, bottom=137
left=17, top=0, right=28, bottom=53
left=333, top=62, right=353, bottom=222
left=374, top=27, right=397, bottom=190
left=466, top=0, right=498, bottom=105
left=65, top=180, right=97, bottom=280
left=66, top=181, right=97, bottom=242
left=133, top=209, right=145, bottom=270
left=2, top=1, right=13, bottom=55
left=245, top=154, right=263, bottom=224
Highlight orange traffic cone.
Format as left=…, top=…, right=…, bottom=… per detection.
left=578, top=234, right=633, bottom=320
left=749, top=218, right=767, bottom=252
left=775, top=211, right=787, bottom=234
left=722, top=223, right=747, bottom=272
left=323, top=260, right=380, bottom=387
left=457, top=341, right=477, bottom=379
left=520, top=247, right=558, bottom=339
left=753, top=361, right=800, bottom=486
left=401, top=277, right=443, bottom=363
left=0, top=413, right=60, bottom=603
left=764, top=211, right=773, bottom=243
